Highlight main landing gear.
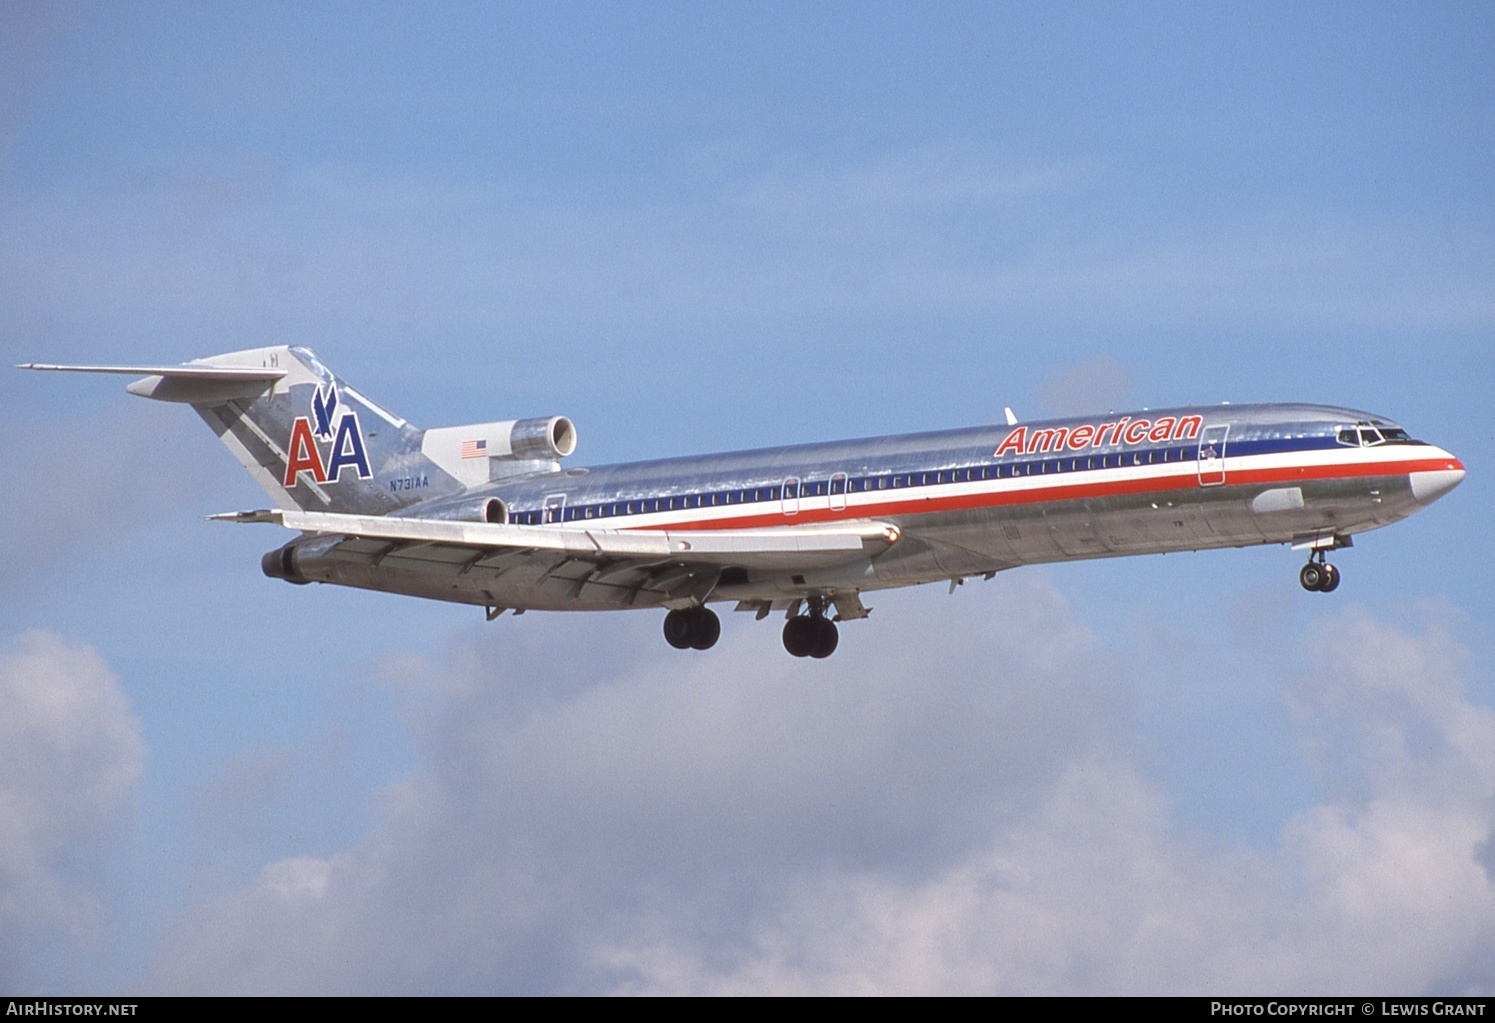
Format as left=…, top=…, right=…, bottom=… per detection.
left=663, top=599, right=842, bottom=657
left=1299, top=552, right=1341, bottom=593
left=782, top=600, right=839, bottom=659
left=663, top=606, right=721, bottom=650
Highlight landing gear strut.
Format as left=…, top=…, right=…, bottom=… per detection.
left=663, top=606, right=721, bottom=650
left=782, top=598, right=839, bottom=658
left=1299, top=551, right=1341, bottom=593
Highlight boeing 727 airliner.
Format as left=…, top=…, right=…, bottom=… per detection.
left=21, top=346, right=1464, bottom=658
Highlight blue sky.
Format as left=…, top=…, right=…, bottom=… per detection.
left=2, top=0, right=1493, bottom=994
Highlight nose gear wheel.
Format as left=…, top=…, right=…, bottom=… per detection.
left=1299, top=552, right=1341, bottom=593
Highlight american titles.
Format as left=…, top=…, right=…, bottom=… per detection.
left=283, top=382, right=373, bottom=486
left=994, top=414, right=1203, bottom=458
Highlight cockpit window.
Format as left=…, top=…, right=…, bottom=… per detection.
left=1345, top=424, right=1411, bottom=448
left=1337, top=423, right=1415, bottom=447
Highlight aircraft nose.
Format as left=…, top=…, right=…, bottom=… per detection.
left=1410, top=454, right=1465, bottom=505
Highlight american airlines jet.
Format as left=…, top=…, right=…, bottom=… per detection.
left=22, top=346, right=1464, bottom=658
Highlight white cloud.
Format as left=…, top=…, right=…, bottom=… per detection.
left=0, top=631, right=144, bottom=990
left=259, top=856, right=333, bottom=902
left=145, top=581, right=1495, bottom=994
left=604, top=606, right=1495, bottom=995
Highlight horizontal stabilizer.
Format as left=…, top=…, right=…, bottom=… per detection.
left=18, top=362, right=287, bottom=380
left=19, top=361, right=287, bottom=404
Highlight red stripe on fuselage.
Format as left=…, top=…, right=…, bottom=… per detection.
left=620, top=455, right=1459, bottom=533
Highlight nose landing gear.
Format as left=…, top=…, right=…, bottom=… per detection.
left=1299, top=552, right=1341, bottom=593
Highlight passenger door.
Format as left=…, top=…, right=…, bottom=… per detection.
left=1197, top=425, right=1229, bottom=486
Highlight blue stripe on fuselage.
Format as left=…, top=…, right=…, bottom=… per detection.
left=506, top=437, right=1384, bottom=526
left=408, top=403, right=1410, bottom=526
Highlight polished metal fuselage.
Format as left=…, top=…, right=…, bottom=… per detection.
left=293, top=402, right=1463, bottom=612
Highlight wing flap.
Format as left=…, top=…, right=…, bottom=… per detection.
left=223, top=508, right=900, bottom=570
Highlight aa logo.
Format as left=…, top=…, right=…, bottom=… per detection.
left=284, top=382, right=372, bottom=486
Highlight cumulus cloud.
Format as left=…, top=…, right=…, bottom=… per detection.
left=147, top=580, right=1495, bottom=994
left=148, top=575, right=1118, bottom=993
left=606, top=606, right=1495, bottom=995
left=0, top=631, right=145, bottom=990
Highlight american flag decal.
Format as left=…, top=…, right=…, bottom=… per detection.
left=460, top=439, right=488, bottom=459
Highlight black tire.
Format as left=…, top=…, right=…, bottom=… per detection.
left=1320, top=564, right=1340, bottom=593
left=690, top=608, right=721, bottom=650
left=809, top=617, right=839, bottom=659
left=663, top=609, right=695, bottom=649
left=1300, top=563, right=1324, bottom=592
left=782, top=616, right=815, bottom=657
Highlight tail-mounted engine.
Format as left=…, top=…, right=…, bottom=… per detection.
left=412, top=496, right=509, bottom=524
left=421, top=416, right=577, bottom=486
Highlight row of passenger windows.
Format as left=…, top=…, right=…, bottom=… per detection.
left=511, top=445, right=1199, bottom=524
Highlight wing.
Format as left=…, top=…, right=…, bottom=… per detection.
left=216, top=508, right=902, bottom=609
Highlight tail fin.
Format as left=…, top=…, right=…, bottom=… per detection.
left=23, top=346, right=465, bottom=515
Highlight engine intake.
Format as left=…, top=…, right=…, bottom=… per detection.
left=421, top=416, right=577, bottom=486
left=508, top=416, right=577, bottom=460
left=262, top=544, right=310, bottom=584
left=417, top=496, right=509, bottom=524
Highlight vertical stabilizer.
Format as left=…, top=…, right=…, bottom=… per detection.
left=180, top=346, right=464, bottom=514
left=20, top=346, right=466, bottom=515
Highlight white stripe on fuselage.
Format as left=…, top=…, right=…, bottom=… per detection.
left=548, top=440, right=1451, bottom=534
